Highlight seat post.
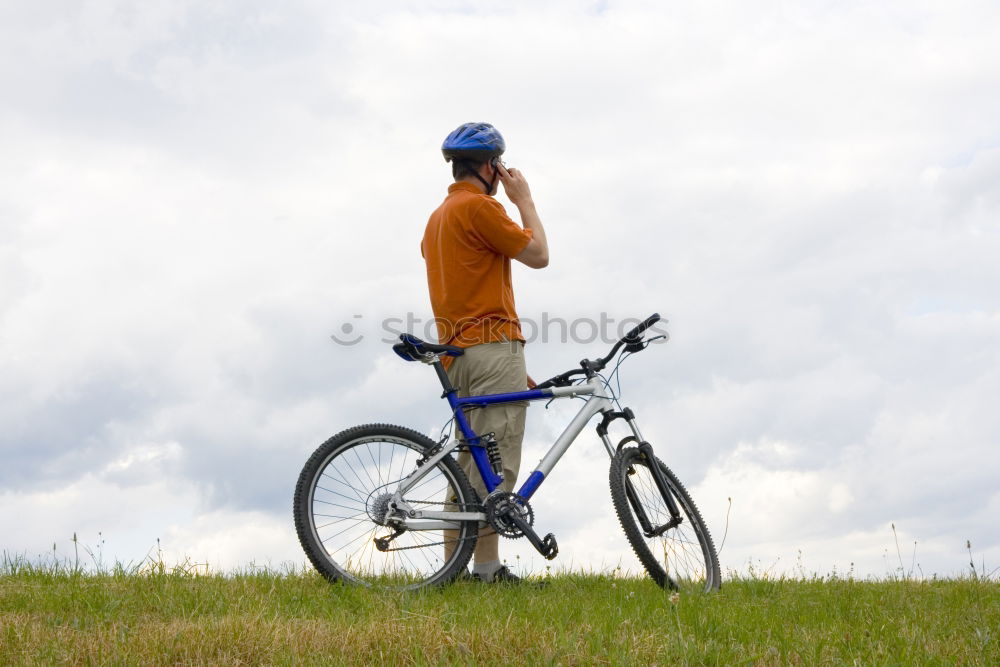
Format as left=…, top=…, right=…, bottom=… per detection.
left=432, top=358, right=456, bottom=395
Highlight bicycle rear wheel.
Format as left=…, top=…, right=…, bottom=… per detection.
left=609, top=446, right=721, bottom=592
left=293, top=423, right=478, bottom=590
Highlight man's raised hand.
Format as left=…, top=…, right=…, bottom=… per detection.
left=498, top=164, right=533, bottom=206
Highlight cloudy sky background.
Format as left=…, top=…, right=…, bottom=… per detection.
left=2, top=0, right=998, bottom=578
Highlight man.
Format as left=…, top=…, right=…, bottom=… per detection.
left=421, top=122, right=549, bottom=583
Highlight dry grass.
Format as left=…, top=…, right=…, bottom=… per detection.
left=1, top=561, right=998, bottom=665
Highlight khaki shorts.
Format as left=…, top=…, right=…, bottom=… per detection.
left=447, top=341, right=527, bottom=500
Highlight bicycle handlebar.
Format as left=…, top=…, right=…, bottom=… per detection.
left=535, top=313, right=662, bottom=389
left=624, top=313, right=661, bottom=342
left=590, top=312, right=661, bottom=368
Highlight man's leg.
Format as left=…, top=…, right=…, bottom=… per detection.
left=464, top=402, right=525, bottom=569
left=443, top=342, right=526, bottom=573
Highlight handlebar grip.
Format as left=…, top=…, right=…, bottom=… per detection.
left=624, top=313, right=660, bottom=341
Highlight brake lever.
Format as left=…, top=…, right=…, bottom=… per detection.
left=625, top=334, right=667, bottom=353
left=623, top=338, right=645, bottom=354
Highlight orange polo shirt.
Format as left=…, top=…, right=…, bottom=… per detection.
left=421, top=182, right=533, bottom=360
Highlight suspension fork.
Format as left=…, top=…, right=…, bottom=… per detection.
left=599, top=408, right=683, bottom=535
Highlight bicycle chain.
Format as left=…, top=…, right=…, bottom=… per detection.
left=374, top=499, right=487, bottom=552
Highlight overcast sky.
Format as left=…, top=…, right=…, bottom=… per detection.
left=2, top=0, right=999, bottom=579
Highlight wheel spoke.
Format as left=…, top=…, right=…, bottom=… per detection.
left=320, top=467, right=368, bottom=505
left=314, top=511, right=368, bottom=523
left=350, top=444, right=380, bottom=491
left=295, top=428, right=477, bottom=591
left=313, top=498, right=367, bottom=515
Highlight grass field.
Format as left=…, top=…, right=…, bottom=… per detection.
left=1, top=557, right=997, bottom=665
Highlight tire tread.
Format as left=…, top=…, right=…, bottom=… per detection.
left=292, top=423, right=476, bottom=588
left=609, top=447, right=721, bottom=591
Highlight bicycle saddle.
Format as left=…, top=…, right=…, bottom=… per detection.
left=392, top=333, right=465, bottom=362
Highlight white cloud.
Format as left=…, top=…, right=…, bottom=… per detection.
left=158, top=509, right=301, bottom=572
left=2, top=0, right=999, bottom=579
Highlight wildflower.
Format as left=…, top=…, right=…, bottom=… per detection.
left=669, top=592, right=680, bottom=605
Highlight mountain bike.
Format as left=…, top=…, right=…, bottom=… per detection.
left=293, top=313, right=721, bottom=592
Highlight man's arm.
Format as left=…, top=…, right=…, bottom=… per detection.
left=499, top=164, right=549, bottom=269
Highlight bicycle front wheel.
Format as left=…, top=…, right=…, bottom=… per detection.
left=293, top=423, right=478, bottom=590
left=609, top=447, right=721, bottom=592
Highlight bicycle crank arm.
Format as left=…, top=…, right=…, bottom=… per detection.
left=507, top=511, right=559, bottom=560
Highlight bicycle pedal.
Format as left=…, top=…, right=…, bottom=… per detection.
left=542, top=533, right=559, bottom=560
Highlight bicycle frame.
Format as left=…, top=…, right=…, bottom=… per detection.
left=296, top=314, right=722, bottom=590
left=389, top=371, right=644, bottom=531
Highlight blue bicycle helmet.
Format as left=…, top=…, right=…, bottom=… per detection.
left=441, top=122, right=506, bottom=163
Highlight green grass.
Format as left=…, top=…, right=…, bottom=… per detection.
left=1, top=560, right=997, bottom=665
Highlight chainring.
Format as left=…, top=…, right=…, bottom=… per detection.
left=484, top=491, right=534, bottom=539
